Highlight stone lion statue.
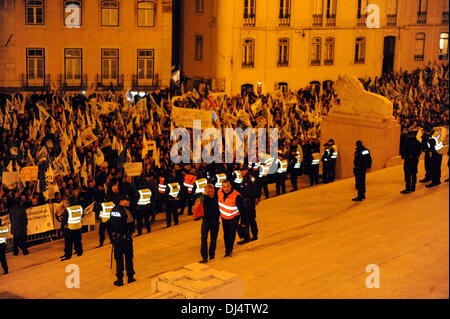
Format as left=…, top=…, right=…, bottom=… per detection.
left=330, top=75, right=394, bottom=119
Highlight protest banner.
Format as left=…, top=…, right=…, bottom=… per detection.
left=1, top=171, right=20, bottom=189
left=26, top=204, right=55, bottom=235
left=171, top=106, right=213, bottom=129
left=0, top=214, right=13, bottom=239
left=82, top=202, right=96, bottom=226
left=124, top=162, right=143, bottom=177
left=20, top=166, right=38, bottom=182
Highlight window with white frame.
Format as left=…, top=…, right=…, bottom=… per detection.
left=137, top=1, right=155, bottom=27
left=279, top=0, right=290, bottom=18
left=439, top=32, right=448, bottom=59
left=64, top=48, right=82, bottom=83
left=311, top=37, right=321, bottom=66
left=137, top=49, right=154, bottom=81
left=26, top=48, right=45, bottom=81
left=324, top=37, right=335, bottom=65
left=101, top=49, right=119, bottom=81
left=101, top=1, right=119, bottom=26
left=354, top=36, right=366, bottom=64
left=414, top=33, right=425, bottom=61
left=25, top=0, right=44, bottom=25
left=277, top=38, right=289, bottom=67
left=242, top=38, right=255, bottom=67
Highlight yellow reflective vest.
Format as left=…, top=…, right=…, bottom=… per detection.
left=137, top=189, right=152, bottom=206
left=100, top=202, right=115, bottom=223
left=67, top=205, right=83, bottom=230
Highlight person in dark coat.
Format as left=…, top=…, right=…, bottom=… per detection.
left=8, top=192, right=29, bottom=256
left=199, top=184, right=220, bottom=263
left=353, top=140, right=372, bottom=201
left=400, top=130, right=422, bottom=194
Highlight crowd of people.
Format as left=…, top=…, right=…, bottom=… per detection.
left=0, top=63, right=448, bottom=278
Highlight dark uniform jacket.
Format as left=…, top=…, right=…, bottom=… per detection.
left=8, top=199, right=28, bottom=237
left=401, top=137, right=422, bottom=174
left=354, top=147, right=371, bottom=172
left=202, top=195, right=220, bottom=225
left=108, top=205, right=135, bottom=235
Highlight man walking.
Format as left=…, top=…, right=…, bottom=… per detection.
left=199, top=184, right=220, bottom=263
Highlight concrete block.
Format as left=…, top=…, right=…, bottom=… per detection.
left=183, top=262, right=210, bottom=272
left=185, top=270, right=213, bottom=281
left=159, top=269, right=189, bottom=283
left=213, top=270, right=239, bottom=284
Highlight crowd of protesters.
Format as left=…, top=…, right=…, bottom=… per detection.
left=0, top=63, right=448, bottom=253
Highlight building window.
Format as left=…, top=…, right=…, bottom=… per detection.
left=276, top=82, right=288, bottom=93
left=439, top=32, right=449, bottom=60
left=354, top=37, right=366, bottom=64
left=101, top=1, right=119, bottom=26
left=325, top=0, right=337, bottom=26
left=243, top=0, right=256, bottom=26
left=64, top=48, right=82, bottom=84
left=386, top=0, right=398, bottom=26
left=195, top=35, right=203, bottom=61
left=64, top=1, right=82, bottom=28
left=311, top=37, right=321, bottom=66
left=279, top=0, right=290, bottom=26
left=313, top=0, right=323, bottom=26
left=417, top=0, right=427, bottom=24
left=101, top=49, right=119, bottom=82
left=26, top=48, right=45, bottom=83
left=25, top=0, right=44, bottom=25
left=414, top=33, right=425, bottom=61
left=137, top=49, right=154, bottom=82
left=356, top=0, right=368, bottom=26
left=242, top=38, right=255, bottom=68
left=442, top=0, right=449, bottom=24
left=277, top=38, right=289, bottom=67
left=324, top=37, right=335, bottom=65
left=196, top=0, right=204, bottom=13
left=137, top=1, right=155, bottom=27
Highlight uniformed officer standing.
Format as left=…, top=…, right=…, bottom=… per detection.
left=0, top=219, right=9, bottom=274
left=60, top=189, right=84, bottom=261
left=353, top=141, right=372, bottom=201
left=164, top=169, right=181, bottom=228
left=218, top=180, right=246, bottom=257
left=135, top=174, right=153, bottom=235
left=418, top=124, right=433, bottom=184
left=400, top=130, right=422, bottom=194
left=97, top=198, right=114, bottom=247
left=275, top=152, right=288, bottom=195
left=288, top=140, right=303, bottom=191
left=328, top=139, right=338, bottom=182
left=235, top=165, right=260, bottom=245
left=181, top=168, right=197, bottom=216
left=309, top=147, right=321, bottom=186
left=109, top=194, right=136, bottom=286
left=322, top=143, right=331, bottom=183
left=425, top=138, right=443, bottom=188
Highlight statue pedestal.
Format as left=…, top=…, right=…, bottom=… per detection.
left=321, top=113, right=401, bottom=179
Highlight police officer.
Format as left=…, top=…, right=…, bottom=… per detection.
left=97, top=197, right=114, bottom=248
left=353, top=140, right=372, bottom=201
left=181, top=168, right=197, bottom=216
left=235, top=165, right=260, bottom=245
left=60, top=189, right=84, bottom=261
left=288, top=140, right=303, bottom=191
left=135, top=174, right=153, bottom=235
left=309, top=147, right=321, bottom=186
left=0, top=219, right=9, bottom=274
left=418, top=124, right=433, bottom=184
left=400, top=130, right=422, bottom=194
left=218, top=180, right=246, bottom=257
left=322, top=143, right=331, bottom=183
left=425, top=138, right=443, bottom=188
left=109, top=193, right=136, bottom=286
left=275, top=151, right=288, bottom=195
left=328, top=139, right=338, bottom=182
left=164, top=169, right=181, bottom=228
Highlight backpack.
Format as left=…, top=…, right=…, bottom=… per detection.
left=193, top=196, right=204, bottom=219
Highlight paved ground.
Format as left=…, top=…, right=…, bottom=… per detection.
left=0, top=159, right=448, bottom=299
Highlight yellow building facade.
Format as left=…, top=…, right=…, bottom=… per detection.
left=0, top=0, right=173, bottom=92
left=182, top=0, right=449, bottom=95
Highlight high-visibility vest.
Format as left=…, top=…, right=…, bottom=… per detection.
left=195, top=178, right=208, bottom=194
left=183, top=174, right=197, bottom=194
left=215, top=173, right=227, bottom=188
left=137, top=189, right=152, bottom=206
left=218, top=189, right=241, bottom=219
left=233, top=171, right=243, bottom=184
left=330, top=144, right=338, bottom=159
left=99, top=202, right=115, bottom=223
left=294, top=150, right=302, bottom=169
left=311, top=153, right=321, bottom=165
left=430, top=132, right=445, bottom=155
left=168, top=182, right=180, bottom=198
left=277, top=159, right=288, bottom=173
left=67, top=205, right=83, bottom=230
left=0, top=225, right=8, bottom=244
left=158, top=177, right=166, bottom=194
